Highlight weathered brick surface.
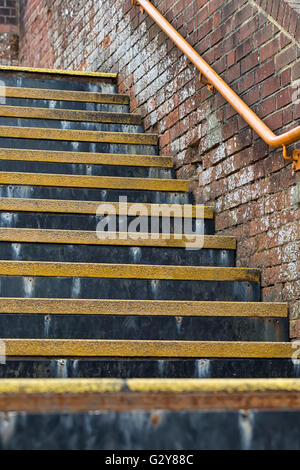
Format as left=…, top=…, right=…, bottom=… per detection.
left=18, top=0, right=300, bottom=334
left=0, top=0, right=19, bottom=65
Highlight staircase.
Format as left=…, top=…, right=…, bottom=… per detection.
left=0, top=67, right=299, bottom=450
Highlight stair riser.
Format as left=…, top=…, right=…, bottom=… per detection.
left=0, top=243, right=235, bottom=267
left=1, top=411, right=300, bottom=450
left=0, top=186, right=192, bottom=204
left=2, top=98, right=129, bottom=112
left=0, top=315, right=288, bottom=341
left=0, top=161, right=173, bottom=179
left=0, top=213, right=213, bottom=234
left=0, top=74, right=117, bottom=93
left=0, top=117, right=144, bottom=133
left=0, top=138, right=157, bottom=155
left=1, top=359, right=299, bottom=379
left=0, top=277, right=260, bottom=301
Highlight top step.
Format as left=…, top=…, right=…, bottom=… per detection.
left=0, top=66, right=118, bottom=94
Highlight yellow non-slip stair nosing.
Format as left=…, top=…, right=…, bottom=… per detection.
left=0, top=148, right=173, bottom=168
left=0, top=377, right=299, bottom=395
left=125, top=378, right=300, bottom=394
left=0, top=339, right=293, bottom=358
left=0, top=260, right=260, bottom=282
left=1, top=87, right=128, bottom=104
left=0, top=378, right=124, bottom=394
left=0, top=298, right=288, bottom=317
left=0, top=172, right=189, bottom=192
left=0, top=228, right=237, bottom=250
left=0, top=65, right=118, bottom=79
left=1, top=377, right=300, bottom=412
left=0, top=126, right=157, bottom=145
left=0, top=106, right=143, bottom=125
left=0, top=198, right=212, bottom=218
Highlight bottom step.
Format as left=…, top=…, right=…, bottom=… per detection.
left=1, top=378, right=300, bottom=450
left=2, top=409, right=300, bottom=450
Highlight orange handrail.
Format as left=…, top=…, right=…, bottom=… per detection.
left=132, top=0, right=300, bottom=171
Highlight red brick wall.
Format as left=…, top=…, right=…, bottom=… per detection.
left=18, top=0, right=300, bottom=335
left=19, top=0, right=96, bottom=69
left=0, top=0, right=19, bottom=65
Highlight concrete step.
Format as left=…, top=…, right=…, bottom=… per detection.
left=0, top=148, right=173, bottom=167
left=0, top=198, right=211, bottom=233
left=1, top=87, right=128, bottom=105
left=0, top=142, right=157, bottom=159
left=0, top=125, right=157, bottom=145
left=2, top=408, right=300, bottom=450
left=0, top=137, right=156, bottom=155
left=0, top=160, right=173, bottom=179
left=0, top=298, right=288, bottom=341
left=1, top=87, right=129, bottom=112
left=0, top=260, right=260, bottom=301
left=0, top=108, right=145, bottom=133
left=0, top=66, right=118, bottom=93
left=0, top=147, right=173, bottom=178
left=1, top=378, right=300, bottom=449
left=0, top=242, right=235, bottom=266
left=0, top=172, right=188, bottom=192
left=0, top=229, right=236, bottom=266
left=1, top=358, right=299, bottom=379
left=0, top=105, right=143, bottom=124
left=0, top=276, right=261, bottom=301
left=0, top=185, right=192, bottom=205
left=1, top=98, right=129, bottom=113
left=0, top=314, right=288, bottom=341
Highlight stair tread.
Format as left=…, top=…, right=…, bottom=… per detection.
left=0, top=65, right=118, bottom=79
left=0, top=148, right=173, bottom=167
left=0, top=228, right=236, bottom=250
left=0, top=171, right=189, bottom=191
left=0, top=105, right=143, bottom=125
left=1, top=87, right=127, bottom=104
left=0, top=338, right=294, bottom=358
left=0, top=260, right=260, bottom=281
left=0, top=197, right=210, bottom=217
left=0, top=298, right=287, bottom=317
left=0, top=125, right=157, bottom=145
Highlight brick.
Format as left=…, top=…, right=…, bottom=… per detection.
left=255, top=59, right=275, bottom=83
left=241, top=51, right=259, bottom=74
left=277, top=88, right=292, bottom=108
left=292, top=61, right=300, bottom=80
left=253, top=23, right=274, bottom=48
left=239, top=16, right=258, bottom=42
left=236, top=38, right=252, bottom=62
left=235, top=5, right=254, bottom=25
left=261, top=75, right=281, bottom=98
left=276, top=45, right=297, bottom=71
left=260, top=37, right=280, bottom=62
